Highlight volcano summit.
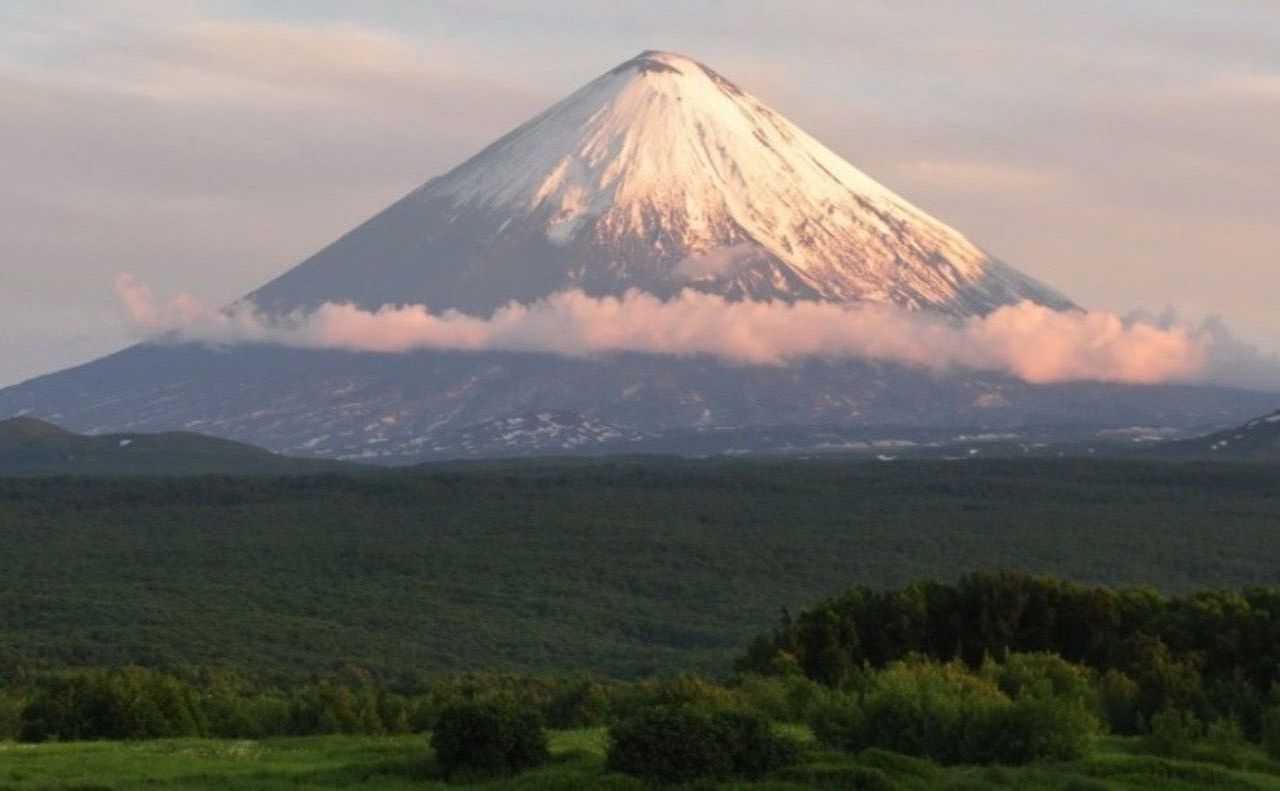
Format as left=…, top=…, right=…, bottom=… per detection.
left=250, top=50, right=1073, bottom=317
left=1, top=52, right=1271, bottom=460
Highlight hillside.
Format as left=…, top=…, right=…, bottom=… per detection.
left=0, top=416, right=347, bottom=475
left=1, top=458, right=1277, bottom=677
left=1145, top=409, right=1280, bottom=460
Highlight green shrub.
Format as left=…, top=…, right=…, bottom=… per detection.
left=857, top=660, right=1009, bottom=764
left=734, top=673, right=827, bottom=723
left=1262, top=707, right=1280, bottom=760
left=1097, top=669, right=1140, bottom=734
left=607, top=706, right=733, bottom=783
left=643, top=674, right=739, bottom=709
left=0, top=692, right=24, bottom=741
left=1142, top=708, right=1202, bottom=758
left=544, top=678, right=615, bottom=729
left=606, top=705, right=799, bottom=783
left=430, top=698, right=549, bottom=780
left=811, top=657, right=1096, bottom=765
left=714, top=708, right=803, bottom=778
left=987, top=693, right=1097, bottom=763
left=1204, top=717, right=1244, bottom=747
left=811, top=695, right=865, bottom=752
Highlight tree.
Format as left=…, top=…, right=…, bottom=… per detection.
left=606, top=704, right=798, bottom=783
left=430, top=698, right=549, bottom=780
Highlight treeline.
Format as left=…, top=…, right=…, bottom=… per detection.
left=0, top=667, right=600, bottom=742
left=5, top=573, right=1280, bottom=782
left=741, top=571, right=1280, bottom=735
left=0, top=660, right=1116, bottom=780
left=0, top=665, right=825, bottom=743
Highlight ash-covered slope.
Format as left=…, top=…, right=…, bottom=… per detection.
left=250, top=50, right=1071, bottom=317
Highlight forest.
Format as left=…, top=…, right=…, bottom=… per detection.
left=3, top=459, right=1280, bottom=787
left=3, top=574, right=1280, bottom=787
left=1, top=458, right=1279, bottom=678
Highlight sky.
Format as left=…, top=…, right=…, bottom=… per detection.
left=2, top=0, right=1277, bottom=388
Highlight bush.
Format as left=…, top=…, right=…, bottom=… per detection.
left=544, top=678, right=615, bottom=729
left=430, top=698, right=549, bottom=780
left=641, top=674, right=740, bottom=709
left=852, top=660, right=1011, bottom=764
left=810, top=694, right=865, bottom=752
left=715, top=708, right=803, bottom=779
left=1262, top=708, right=1280, bottom=760
left=987, top=693, right=1097, bottom=763
left=606, top=705, right=798, bottom=783
left=983, top=653, right=1093, bottom=703
left=734, top=673, right=827, bottom=723
left=1142, top=708, right=1202, bottom=758
left=1204, top=717, right=1244, bottom=748
left=811, top=657, right=1096, bottom=765
left=0, top=692, right=23, bottom=741
left=1097, top=669, right=1140, bottom=735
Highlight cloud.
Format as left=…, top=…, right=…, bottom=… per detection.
left=114, top=274, right=1277, bottom=389
left=671, top=243, right=762, bottom=280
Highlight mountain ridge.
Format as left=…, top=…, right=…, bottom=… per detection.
left=0, top=415, right=351, bottom=474
left=1144, top=409, right=1280, bottom=460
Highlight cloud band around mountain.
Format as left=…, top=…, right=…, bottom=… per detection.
left=115, top=273, right=1277, bottom=389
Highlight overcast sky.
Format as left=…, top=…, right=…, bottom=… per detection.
left=2, top=0, right=1277, bottom=388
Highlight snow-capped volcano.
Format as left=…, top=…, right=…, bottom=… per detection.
left=251, top=50, right=1072, bottom=317
left=12, top=49, right=1268, bottom=463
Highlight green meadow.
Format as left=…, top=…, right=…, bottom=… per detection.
left=4, top=730, right=1280, bottom=790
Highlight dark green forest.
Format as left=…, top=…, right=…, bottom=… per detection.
left=3, top=459, right=1280, bottom=787
left=1, top=459, right=1279, bottom=677
left=742, top=572, right=1280, bottom=735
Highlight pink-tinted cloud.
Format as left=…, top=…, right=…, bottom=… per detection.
left=112, top=273, right=1259, bottom=388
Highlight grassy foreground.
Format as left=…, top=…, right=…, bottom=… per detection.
left=2, top=729, right=1279, bottom=790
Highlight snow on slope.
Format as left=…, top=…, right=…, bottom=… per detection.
left=251, top=51, right=1073, bottom=317
left=1154, top=408, right=1280, bottom=459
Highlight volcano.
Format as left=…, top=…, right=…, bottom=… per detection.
left=0, top=51, right=1272, bottom=460
left=250, top=50, right=1072, bottom=317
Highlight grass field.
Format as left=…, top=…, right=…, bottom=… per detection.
left=3, top=729, right=1279, bottom=790
left=3, top=458, right=1280, bottom=677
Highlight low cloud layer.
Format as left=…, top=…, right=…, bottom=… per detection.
left=116, top=274, right=1279, bottom=389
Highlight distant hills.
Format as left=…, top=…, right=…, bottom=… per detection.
left=0, top=408, right=1274, bottom=474
left=0, top=416, right=348, bottom=475
left=1145, top=410, right=1280, bottom=461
